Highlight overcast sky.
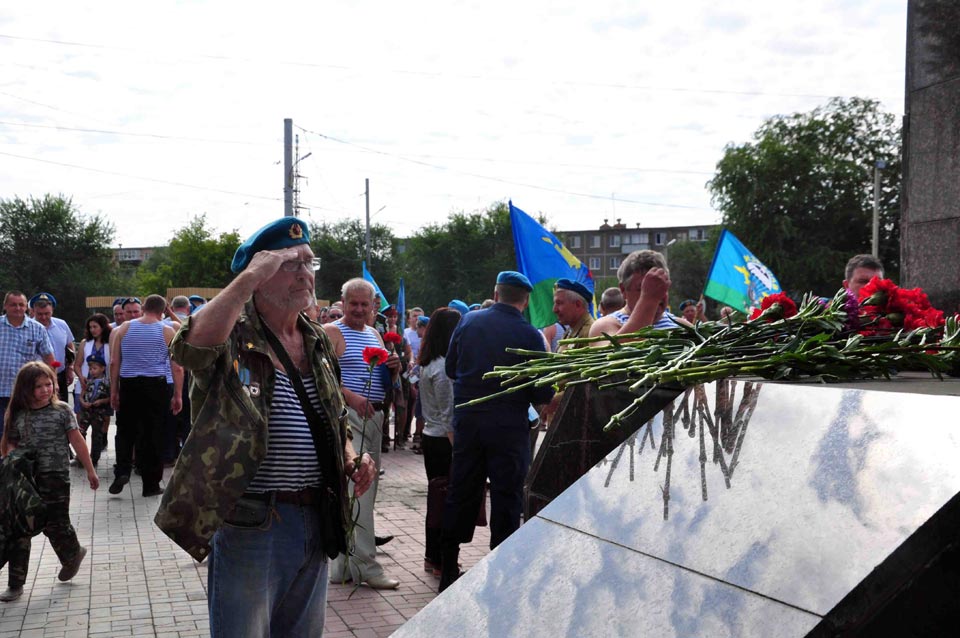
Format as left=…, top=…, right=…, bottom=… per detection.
left=0, top=1, right=906, bottom=248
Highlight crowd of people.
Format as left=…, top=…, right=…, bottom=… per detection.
left=0, top=211, right=889, bottom=635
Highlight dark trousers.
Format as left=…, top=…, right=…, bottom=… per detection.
left=0, top=396, right=8, bottom=439
left=78, top=415, right=109, bottom=465
left=422, top=433, right=453, bottom=563
left=116, top=376, right=169, bottom=490
left=4, top=473, right=81, bottom=587
left=441, top=410, right=530, bottom=551
left=56, top=370, right=69, bottom=403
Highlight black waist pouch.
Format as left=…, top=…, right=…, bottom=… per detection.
left=318, top=486, right=348, bottom=559
left=223, top=494, right=272, bottom=528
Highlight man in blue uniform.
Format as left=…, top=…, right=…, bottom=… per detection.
left=438, top=271, right=554, bottom=592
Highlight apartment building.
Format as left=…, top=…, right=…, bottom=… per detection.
left=559, top=219, right=717, bottom=278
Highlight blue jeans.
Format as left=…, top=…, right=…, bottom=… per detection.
left=208, top=501, right=329, bottom=638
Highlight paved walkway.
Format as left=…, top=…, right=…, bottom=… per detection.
left=0, top=426, right=492, bottom=638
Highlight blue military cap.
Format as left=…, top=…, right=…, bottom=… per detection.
left=555, top=278, right=592, bottom=304
left=417, top=315, right=429, bottom=327
left=29, top=292, right=57, bottom=308
left=448, top=299, right=470, bottom=314
left=86, top=353, right=107, bottom=367
left=231, top=217, right=311, bottom=273
left=496, top=270, right=533, bottom=292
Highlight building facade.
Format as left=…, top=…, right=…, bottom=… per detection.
left=559, top=219, right=717, bottom=279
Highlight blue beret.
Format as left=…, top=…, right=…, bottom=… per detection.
left=86, top=353, right=106, bottom=366
left=29, top=292, right=57, bottom=308
left=231, top=217, right=311, bottom=273
left=496, top=271, right=533, bottom=292
left=679, top=299, right=697, bottom=310
left=112, top=297, right=125, bottom=307
left=555, top=278, right=592, bottom=303
left=468, top=303, right=481, bottom=311
left=417, top=315, right=429, bottom=327
left=448, top=299, right=470, bottom=314
left=188, top=295, right=206, bottom=304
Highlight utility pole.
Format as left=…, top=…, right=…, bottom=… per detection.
left=365, top=178, right=371, bottom=265
left=871, top=160, right=886, bottom=258
left=283, top=118, right=293, bottom=216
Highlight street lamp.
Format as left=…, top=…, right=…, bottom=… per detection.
left=872, top=160, right=887, bottom=258
left=664, top=238, right=678, bottom=264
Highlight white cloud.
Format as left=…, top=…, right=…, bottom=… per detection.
left=0, top=0, right=907, bottom=247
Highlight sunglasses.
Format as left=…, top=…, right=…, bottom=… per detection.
left=328, top=312, right=343, bottom=319
left=280, top=258, right=322, bottom=272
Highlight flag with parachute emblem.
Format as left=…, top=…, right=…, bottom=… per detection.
left=509, top=201, right=595, bottom=328
left=703, top=229, right=782, bottom=311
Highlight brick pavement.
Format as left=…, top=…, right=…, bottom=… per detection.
left=0, top=425, right=493, bottom=638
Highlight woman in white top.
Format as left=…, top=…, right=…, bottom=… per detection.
left=417, top=307, right=463, bottom=576
left=73, top=313, right=112, bottom=415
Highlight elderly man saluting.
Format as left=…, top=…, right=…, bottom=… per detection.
left=154, top=217, right=376, bottom=638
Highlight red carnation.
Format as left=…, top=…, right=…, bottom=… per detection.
left=383, top=331, right=403, bottom=345
left=749, top=293, right=798, bottom=322
left=51, top=361, right=62, bottom=369
left=363, top=346, right=390, bottom=367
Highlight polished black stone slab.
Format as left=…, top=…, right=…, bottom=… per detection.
left=525, top=382, right=682, bottom=520
left=537, top=381, right=960, bottom=617
left=397, top=380, right=960, bottom=636
left=392, top=517, right=820, bottom=638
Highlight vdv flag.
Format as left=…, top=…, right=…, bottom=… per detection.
left=509, top=200, right=595, bottom=328
left=362, top=261, right=390, bottom=311
left=703, top=229, right=782, bottom=311
left=397, top=278, right=406, bottom=325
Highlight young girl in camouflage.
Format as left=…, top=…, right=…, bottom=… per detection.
left=0, top=361, right=100, bottom=602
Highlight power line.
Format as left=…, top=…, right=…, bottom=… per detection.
left=0, top=32, right=896, bottom=101
left=0, top=119, right=271, bottom=146
left=0, top=150, right=346, bottom=214
left=297, top=126, right=710, bottom=211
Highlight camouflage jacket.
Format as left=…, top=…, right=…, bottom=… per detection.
left=154, top=299, right=350, bottom=562
left=0, top=447, right=48, bottom=539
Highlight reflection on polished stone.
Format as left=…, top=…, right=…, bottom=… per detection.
left=599, top=381, right=761, bottom=521
left=538, top=381, right=960, bottom=616
left=392, top=518, right=819, bottom=638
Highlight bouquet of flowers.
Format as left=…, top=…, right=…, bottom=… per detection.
left=461, top=278, right=960, bottom=431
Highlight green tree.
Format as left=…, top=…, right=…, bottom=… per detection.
left=309, top=218, right=398, bottom=303
left=0, top=194, right=117, bottom=332
left=708, top=97, right=901, bottom=296
left=399, top=202, right=517, bottom=312
left=666, top=235, right=719, bottom=314
left=134, top=215, right=241, bottom=294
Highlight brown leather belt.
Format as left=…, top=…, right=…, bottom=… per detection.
left=244, top=487, right=322, bottom=506
left=370, top=401, right=385, bottom=411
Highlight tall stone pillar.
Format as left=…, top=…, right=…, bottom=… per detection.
left=902, top=1, right=960, bottom=313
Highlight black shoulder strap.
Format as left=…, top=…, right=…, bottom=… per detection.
left=259, top=319, right=339, bottom=483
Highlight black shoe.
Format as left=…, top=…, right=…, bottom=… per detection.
left=0, top=586, right=23, bottom=602
left=438, top=566, right=463, bottom=593
left=108, top=475, right=129, bottom=495
left=58, top=547, right=87, bottom=582
left=142, top=485, right=163, bottom=497
left=375, top=535, right=394, bottom=547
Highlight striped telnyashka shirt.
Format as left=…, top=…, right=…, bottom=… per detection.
left=334, top=322, right=387, bottom=402
left=119, top=320, right=171, bottom=378
left=245, top=370, right=323, bottom=492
